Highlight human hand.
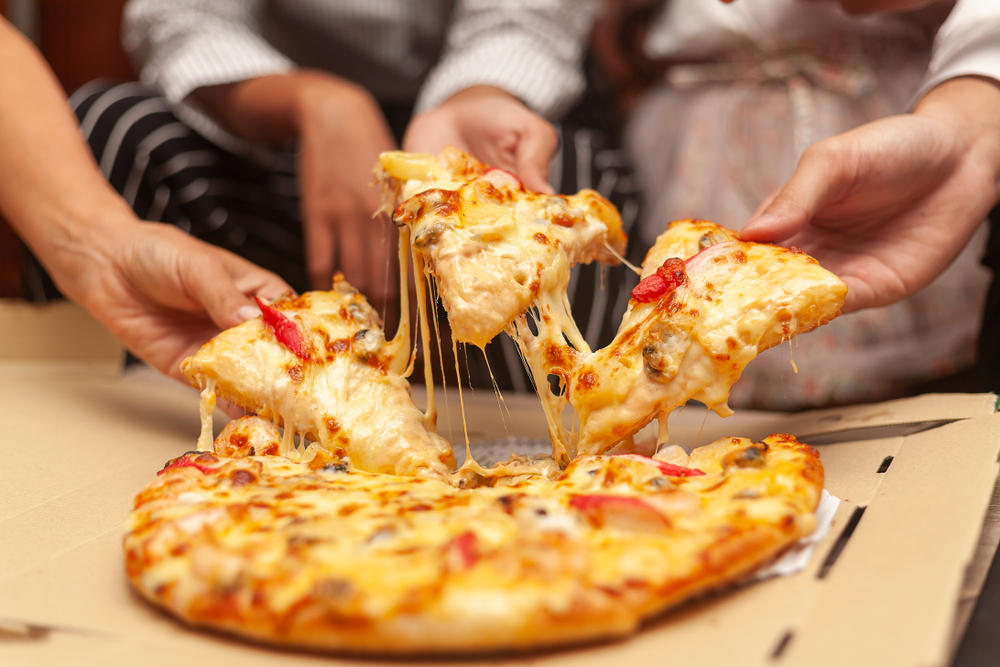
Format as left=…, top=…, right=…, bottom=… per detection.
left=61, top=221, right=291, bottom=381
left=294, top=75, right=398, bottom=302
left=740, top=77, right=1000, bottom=313
left=192, top=72, right=398, bottom=305
left=403, top=86, right=559, bottom=193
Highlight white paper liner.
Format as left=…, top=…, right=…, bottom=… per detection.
left=755, top=489, right=841, bottom=580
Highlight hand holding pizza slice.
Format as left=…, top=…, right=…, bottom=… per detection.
left=379, top=149, right=847, bottom=462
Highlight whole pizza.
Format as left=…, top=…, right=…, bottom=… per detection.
left=124, top=148, right=846, bottom=654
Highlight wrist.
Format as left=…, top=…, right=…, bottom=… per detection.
left=290, top=70, right=378, bottom=135
left=914, top=76, right=1000, bottom=191
left=440, top=85, right=522, bottom=107
left=25, top=187, right=139, bottom=305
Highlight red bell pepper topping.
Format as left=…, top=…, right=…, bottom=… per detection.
left=630, top=257, right=687, bottom=303
left=569, top=494, right=652, bottom=512
left=569, top=494, right=670, bottom=530
left=449, top=531, right=479, bottom=570
left=157, top=452, right=220, bottom=476
left=255, top=296, right=310, bottom=360
left=611, top=454, right=705, bottom=477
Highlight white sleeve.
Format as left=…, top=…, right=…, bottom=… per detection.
left=123, top=0, right=294, bottom=105
left=912, top=0, right=1000, bottom=104
left=414, top=0, right=600, bottom=119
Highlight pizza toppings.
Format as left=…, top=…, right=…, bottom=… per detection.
left=254, top=295, right=310, bottom=360
left=131, top=399, right=824, bottom=655
left=570, top=494, right=670, bottom=532
left=447, top=531, right=479, bottom=570
left=630, top=258, right=687, bottom=303
left=157, top=451, right=221, bottom=476
left=611, top=454, right=706, bottom=477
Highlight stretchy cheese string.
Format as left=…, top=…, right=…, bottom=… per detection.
left=412, top=251, right=436, bottom=427
left=481, top=349, right=516, bottom=442
left=427, top=274, right=454, bottom=446
left=387, top=226, right=412, bottom=377
left=604, top=241, right=641, bottom=276
left=196, top=383, right=217, bottom=452
left=453, top=338, right=476, bottom=469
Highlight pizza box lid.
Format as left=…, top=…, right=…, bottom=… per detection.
left=1, top=299, right=998, bottom=667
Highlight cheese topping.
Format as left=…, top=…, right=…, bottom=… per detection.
left=380, top=148, right=626, bottom=349
left=181, top=276, right=455, bottom=479
left=379, top=148, right=847, bottom=465
left=127, top=432, right=823, bottom=653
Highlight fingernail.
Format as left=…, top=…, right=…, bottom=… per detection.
left=236, top=305, right=260, bottom=321
left=745, top=213, right=775, bottom=230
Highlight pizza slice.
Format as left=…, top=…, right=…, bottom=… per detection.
left=377, top=147, right=627, bottom=349
left=563, top=221, right=848, bottom=459
left=180, top=275, right=455, bottom=480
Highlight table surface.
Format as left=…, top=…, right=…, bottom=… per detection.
left=2, top=362, right=998, bottom=666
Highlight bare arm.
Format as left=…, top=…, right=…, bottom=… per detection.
left=0, top=18, right=290, bottom=379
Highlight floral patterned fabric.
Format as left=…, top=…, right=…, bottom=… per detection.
left=626, top=28, right=990, bottom=410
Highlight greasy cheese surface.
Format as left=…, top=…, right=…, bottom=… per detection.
left=380, top=151, right=847, bottom=461
left=126, top=433, right=822, bottom=654
left=567, top=222, right=848, bottom=457
left=379, top=148, right=626, bottom=348
left=181, top=277, right=454, bottom=480
left=507, top=220, right=848, bottom=462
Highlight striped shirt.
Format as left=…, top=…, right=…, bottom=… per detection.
left=123, top=0, right=599, bottom=153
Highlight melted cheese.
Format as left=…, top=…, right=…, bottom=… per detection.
left=181, top=277, right=455, bottom=479
left=196, top=382, right=217, bottom=452
left=379, top=147, right=626, bottom=349
left=562, top=226, right=847, bottom=458
left=383, top=152, right=847, bottom=465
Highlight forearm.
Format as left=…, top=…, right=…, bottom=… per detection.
left=914, top=76, right=1000, bottom=200
left=0, top=21, right=137, bottom=302
left=190, top=70, right=372, bottom=146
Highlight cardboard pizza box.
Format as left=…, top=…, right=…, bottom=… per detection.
left=1, top=299, right=998, bottom=667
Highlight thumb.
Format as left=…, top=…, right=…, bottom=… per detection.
left=515, top=123, right=558, bottom=194
left=739, top=147, right=846, bottom=243
left=182, top=253, right=280, bottom=330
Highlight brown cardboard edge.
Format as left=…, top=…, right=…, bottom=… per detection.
left=778, top=393, right=998, bottom=440
left=781, top=412, right=1000, bottom=667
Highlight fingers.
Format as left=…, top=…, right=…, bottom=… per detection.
left=402, top=110, right=463, bottom=155
left=304, top=208, right=337, bottom=290
left=740, top=142, right=853, bottom=243
left=180, top=251, right=280, bottom=331
left=515, top=121, right=558, bottom=195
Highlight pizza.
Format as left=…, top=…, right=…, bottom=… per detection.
left=126, top=427, right=822, bottom=653
left=378, top=148, right=626, bottom=349
left=180, top=275, right=454, bottom=481
left=126, top=147, right=845, bottom=655
left=376, top=150, right=847, bottom=463
left=522, top=220, right=848, bottom=462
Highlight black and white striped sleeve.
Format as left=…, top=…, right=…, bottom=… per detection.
left=123, top=0, right=294, bottom=106
left=415, top=0, right=600, bottom=119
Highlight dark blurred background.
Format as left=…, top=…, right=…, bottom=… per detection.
left=0, top=0, right=135, bottom=299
